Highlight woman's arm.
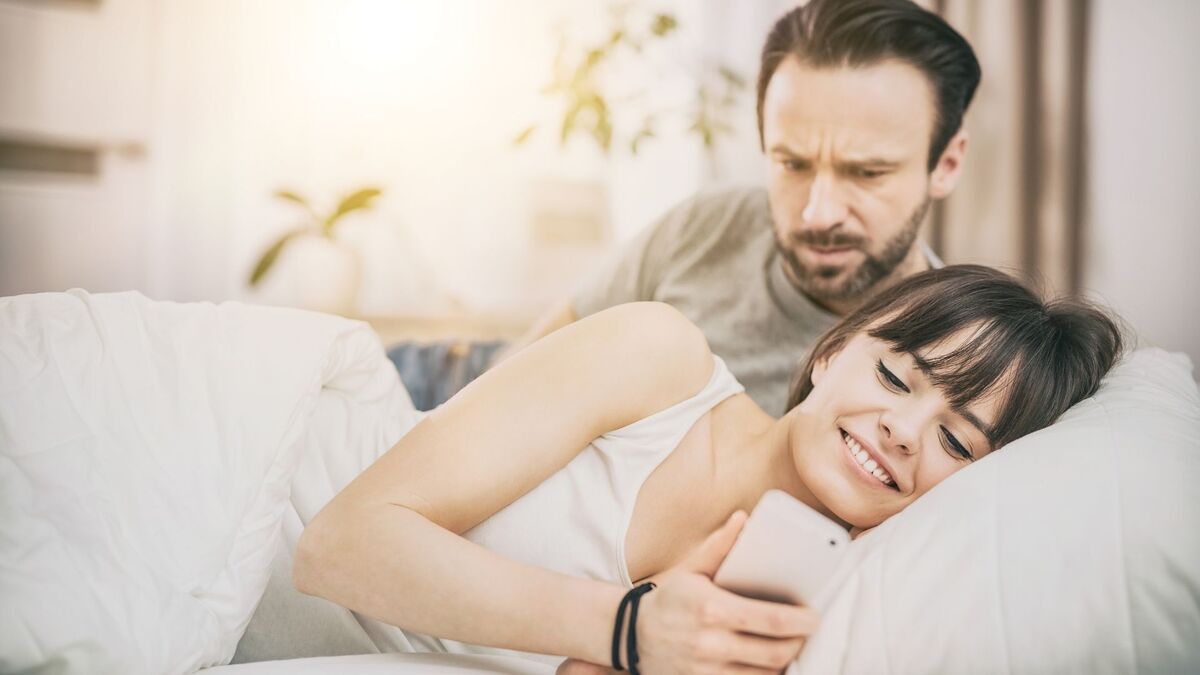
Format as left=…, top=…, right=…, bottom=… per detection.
left=294, top=302, right=714, bottom=662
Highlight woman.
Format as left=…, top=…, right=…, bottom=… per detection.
left=294, top=265, right=1122, bottom=674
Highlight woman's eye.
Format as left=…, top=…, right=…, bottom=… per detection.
left=876, top=360, right=910, bottom=393
left=941, top=427, right=973, bottom=461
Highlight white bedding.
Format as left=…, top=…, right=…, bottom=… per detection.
left=206, top=653, right=554, bottom=674
left=0, top=290, right=412, bottom=674
left=3, top=289, right=1198, bottom=674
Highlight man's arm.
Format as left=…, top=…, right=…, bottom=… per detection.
left=491, top=195, right=701, bottom=367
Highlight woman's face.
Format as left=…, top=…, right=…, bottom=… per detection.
left=790, top=329, right=1002, bottom=529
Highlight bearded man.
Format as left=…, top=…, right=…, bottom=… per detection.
left=496, top=0, right=981, bottom=416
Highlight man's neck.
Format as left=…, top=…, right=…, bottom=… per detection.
left=811, top=246, right=932, bottom=316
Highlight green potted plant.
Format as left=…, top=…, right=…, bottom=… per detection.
left=248, top=186, right=382, bottom=316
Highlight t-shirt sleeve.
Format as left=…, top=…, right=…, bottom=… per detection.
left=570, top=195, right=698, bottom=318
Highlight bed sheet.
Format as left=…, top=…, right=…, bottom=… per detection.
left=205, top=652, right=556, bottom=674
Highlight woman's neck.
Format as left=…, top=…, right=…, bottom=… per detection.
left=710, top=398, right=843, bottom=527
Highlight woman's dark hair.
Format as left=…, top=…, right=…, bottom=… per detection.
left=757, top=0, right=981, bottom=171
left=787, top=265, right=1124, bottom=450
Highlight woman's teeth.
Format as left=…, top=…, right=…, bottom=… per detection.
left=842, top=431, right=896, bottom=488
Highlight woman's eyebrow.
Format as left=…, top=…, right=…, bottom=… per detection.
left=908, top=352, right=995, bottom=442
left=958, top=409, right=993, bottom=444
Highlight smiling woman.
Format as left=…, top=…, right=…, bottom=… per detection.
left=778, top=265, right=1124, bottom=531
left=292, top=263, right=1123, bottom=673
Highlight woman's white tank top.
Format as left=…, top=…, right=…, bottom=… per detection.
left=366, top=355, right=744, bottom=663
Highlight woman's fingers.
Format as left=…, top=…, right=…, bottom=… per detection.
left=702, top=589, right=819, bottom=638
left=693, top=630, right=806, bottom=670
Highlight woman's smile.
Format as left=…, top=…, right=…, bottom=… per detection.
left=839, top=427, right=900, bottom=491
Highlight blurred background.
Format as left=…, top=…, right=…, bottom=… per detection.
left=1, top=0, right=1197, bottom=368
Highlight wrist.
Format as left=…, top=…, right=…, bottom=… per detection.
left=569, top=582, right=629, bottom=665
left=611, top=582, right=656, bottom=673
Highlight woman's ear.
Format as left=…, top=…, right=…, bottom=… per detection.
left=811, top=353, right=832, bottom=385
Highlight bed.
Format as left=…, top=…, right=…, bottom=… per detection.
left=2, top=290, right=1198, bottom=674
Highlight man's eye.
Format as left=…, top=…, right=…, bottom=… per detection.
left=851, top=167, right=886, bottom=180
left=941, top=427, right=973, bottom=461
left=876, top=360, right=910, bottom=393
left=781, top=159, right=809, bottom=172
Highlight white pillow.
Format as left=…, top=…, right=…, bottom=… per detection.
left=794, top=349, right=1200, bottom=674
left=0, top=290, right=401, bottom=674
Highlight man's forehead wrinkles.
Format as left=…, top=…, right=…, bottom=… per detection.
left=769, top=139, right=909, bottom=165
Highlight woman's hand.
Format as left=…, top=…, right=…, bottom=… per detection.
left=559, top=511, right=819, bottom=675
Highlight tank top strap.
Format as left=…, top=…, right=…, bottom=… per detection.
left=600, top=354, right=744, bottom=446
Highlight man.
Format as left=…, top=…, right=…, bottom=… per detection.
left=499, top=0, right=981, bottom=416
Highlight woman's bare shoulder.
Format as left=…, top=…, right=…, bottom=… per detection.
left=569, top=302, right=715, bottom=414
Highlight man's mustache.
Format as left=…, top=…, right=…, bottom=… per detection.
left=785, top=229, right=867, bottom=249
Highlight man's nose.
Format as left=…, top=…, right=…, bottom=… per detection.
left=800, top=171, right=849, bottom=231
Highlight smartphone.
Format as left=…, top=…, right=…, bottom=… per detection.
left=713, top=490, right=850, bottom=606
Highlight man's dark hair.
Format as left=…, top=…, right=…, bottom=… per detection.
left=787, top=265, right=1125, bottom=450
left=757, top=0, right=982, bottom=171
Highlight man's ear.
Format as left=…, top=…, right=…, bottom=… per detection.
left=929, top=129, right=968, bottom=200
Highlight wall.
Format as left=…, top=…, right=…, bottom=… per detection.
left=1086, top=0, right=1200, bottom=368
left=0, top=0, right=152, bottom=296
left=146, top=0, right=728, bottom=316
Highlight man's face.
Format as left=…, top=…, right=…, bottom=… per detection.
left=762, top=57, right=962, bottom=311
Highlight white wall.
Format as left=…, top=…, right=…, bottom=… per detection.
left=146, top=0, right=740, bottom=316
left=0, top=0, right=153, bottom=296
left=1086, top=0, right=1200, bottom=369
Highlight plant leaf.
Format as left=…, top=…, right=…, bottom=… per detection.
left=275, top=189, right=320, bottom=222
left=650, top=13, right=677, bottom=37
left=513, top=125, right=537, bottom=146
left=248, top=228, right=307, bottom=287
left=630, top=128, right=655, bottom=155
left=718, top=65, right=746, bottom=89
left=274, top=189, right=310, bottom=208
left=325, top=187, right=382, bottom=232
left=561, top=98, right=584, bottom=146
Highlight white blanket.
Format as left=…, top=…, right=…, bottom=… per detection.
left=0, top=290, right=412, bottom=675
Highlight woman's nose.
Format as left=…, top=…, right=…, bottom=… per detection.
left=879, top=411, right=919, bottom=456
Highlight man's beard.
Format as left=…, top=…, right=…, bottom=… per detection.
left=775, top=196, right=931, bottom=305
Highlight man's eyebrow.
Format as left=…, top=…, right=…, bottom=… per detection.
left=837, top=157, right=902, bottom=168
left=910, top=352, right=995, bottom=441
left=767, top=143, right=805, bottom=157
left=767, top=143, right=902, bottom=166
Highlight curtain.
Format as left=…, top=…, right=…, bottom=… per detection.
left=931, top=0, right=1092, bottom=296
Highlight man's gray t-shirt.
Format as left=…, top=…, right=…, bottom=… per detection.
left=572, top=187, right=940, bottom=417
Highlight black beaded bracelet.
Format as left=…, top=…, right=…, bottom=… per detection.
left=611, top=582, right=656, bottom=672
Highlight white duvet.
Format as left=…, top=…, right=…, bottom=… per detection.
left=3, top=290, right=1198, bottom=675
left=0, top=290, right=413, bottom=674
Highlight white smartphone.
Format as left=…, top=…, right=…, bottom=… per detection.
left=713, top=490, right=850, bottom=606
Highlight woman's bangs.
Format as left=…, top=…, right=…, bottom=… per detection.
left=870, top=310, right=1037, bottom=448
